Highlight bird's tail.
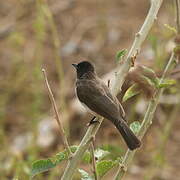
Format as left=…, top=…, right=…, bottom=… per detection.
left=113, top=118, right=141, bottom=150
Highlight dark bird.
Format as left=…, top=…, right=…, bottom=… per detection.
left=72, top=61, right=141, bottom=150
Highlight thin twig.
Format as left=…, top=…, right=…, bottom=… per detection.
left=42, top=69, right=72, bottom=156
left=114, top=53, right=175, bottom=180
left=175, top=0, right=180, bottom=33
left=61, top=1, right=163, bottom=179
left=90, top=139, right=98, bottom=180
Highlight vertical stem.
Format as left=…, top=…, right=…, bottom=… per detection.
left=91, top=140, right=99, bottom=180
left=175, top=0, right=180, bottom=33
left=114, top=53, right=175, bottom=180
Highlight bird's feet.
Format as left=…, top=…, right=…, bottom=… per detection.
left=86, top=116, right=99, bottom=126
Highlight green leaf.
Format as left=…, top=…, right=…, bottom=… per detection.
left=83, top=151, right=91, bottom=163
left=31, top=159, right=56, bottom=178
left=141, top=75, right=157, bottom=87
left=141, top=66, right=156, bottom=75
left=78, top=169, right=94, bottom=180
left=158, top=79, right=176, bottom=88
left=102, top=145, right=124, bottom=160
left=130, top=121, right=141, bottom=134
left=31, top=146, right=76, bottom=177
left=30, top=146, right=92, bottom=177
left=116, top=49, right=127, bottom=62
left=122, top=84, right=140, bottom=102
left=97, top=160, right=118, bottom=177
left=94, top=149, right=110, bottom=161
left=141, top=66, right=159, bottom=86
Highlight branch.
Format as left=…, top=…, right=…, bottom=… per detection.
left=114, top=53, right=175, bottom=180
left=175, top=0, right=180, bottom=33
left=61, top=0, right=163, bottom=179
left=42, top=69, right=72, bottom=156
left=90, top=139, right=98, bottom=180
left=111, top=0, right=163, bottom=95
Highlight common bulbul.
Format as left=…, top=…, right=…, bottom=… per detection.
left=72, top=61, right=141, bottom=150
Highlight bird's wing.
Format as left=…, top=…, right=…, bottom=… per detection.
left=76, top=80, right=121, bottom=121
left=101, top=81, right=126, bottom=119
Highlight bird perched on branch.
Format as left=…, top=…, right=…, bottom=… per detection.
left=72, top=61, right=141, bottom=150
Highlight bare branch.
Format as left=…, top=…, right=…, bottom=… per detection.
left=42, top=69, right=72, bottom=156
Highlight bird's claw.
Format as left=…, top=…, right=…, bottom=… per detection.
left=86, top=116, right=99, bottom=126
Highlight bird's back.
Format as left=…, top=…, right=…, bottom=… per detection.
left=76, top=77, right=122, bottom=122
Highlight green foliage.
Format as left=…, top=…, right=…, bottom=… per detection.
left=34, top=147, right=119, bottom=180
left=78, top=169, right=94, bottom=180
left=94, top=148, right=110, bottom=161
left=96, top=160, right=118, bottom=177
left=31, top=146, right=75, bottom=177
left=102, top=144, right=124, bottom=160
left=157, top=79, right=176, bottom=88
left=122, top=84, right=140, bottom=102
left=78, top=159, right=119, bottom=179
left=142, top=75, right=157, bottom=87
left=31, top=159, right=56, bottom=178
left=30, top=146, right=92, bottom=178
left=141, top=66, right=159, bottom=85
left=130, top=121, right=141, bottom=134
left=139, top=66, right=159, bottom=88
left=83, top=151, right=91, bottom=163
left=78, top=148, right=118, bottom=179
left=116, top=49, right=128, bottom=63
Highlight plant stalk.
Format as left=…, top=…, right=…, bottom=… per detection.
left=114, top=53, right=175, bottom=180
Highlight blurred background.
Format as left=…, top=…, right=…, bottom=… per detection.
left=0, top=0, right=180, bottom=179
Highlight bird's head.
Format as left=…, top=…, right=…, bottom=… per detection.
left=72, top=61, right=95, bottom=78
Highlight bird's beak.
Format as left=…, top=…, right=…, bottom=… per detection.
left=72, top=63, right=78, bottom=69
